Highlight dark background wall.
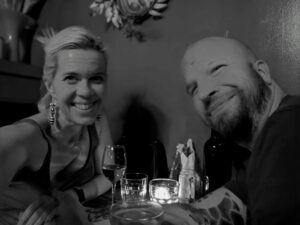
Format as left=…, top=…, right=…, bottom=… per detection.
left=31, top=0, right=300, bottom=167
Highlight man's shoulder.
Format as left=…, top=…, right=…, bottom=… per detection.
left=275, top=95, right=300, bottom=113
left=256, top=95, right=300, bottom=148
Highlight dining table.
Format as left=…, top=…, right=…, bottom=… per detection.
left=83, top=190, right=113, bottom=225
left=82, top=189, right=201, bottom=225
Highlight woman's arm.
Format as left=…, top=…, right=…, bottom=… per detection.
left=0, top=122, right=58, bottom=225
left=0, top=121, right=49, bottom=189
left=0, top=126, right=25, bottom=191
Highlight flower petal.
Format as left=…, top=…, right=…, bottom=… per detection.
left=153, top=3, right=167, bottom=10
left=149, top=9, right=162, bottom=16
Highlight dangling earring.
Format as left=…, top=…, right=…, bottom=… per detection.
left=49, top=102, right=56, bottom=125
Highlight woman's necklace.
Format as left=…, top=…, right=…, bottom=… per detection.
left=50, top=122, right=85, bottom=154
left=69, top=128, right=85, bottom=152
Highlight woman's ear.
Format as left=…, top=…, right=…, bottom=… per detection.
left=253, top=60, right=272, bottom=84
left=43, top=78, right=55, bottom=96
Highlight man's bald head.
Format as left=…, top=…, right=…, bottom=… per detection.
left=181, top=36, right=272, bottom=145
left=182, top=37, right=258, bottom=72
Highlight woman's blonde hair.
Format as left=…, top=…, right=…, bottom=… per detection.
left=36, top=26, right=107, bottom=112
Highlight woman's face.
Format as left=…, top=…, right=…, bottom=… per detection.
left=47, top=49, right=107, bottom=127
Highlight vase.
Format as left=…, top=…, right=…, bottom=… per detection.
left=0, top=8, right=37, bottom=63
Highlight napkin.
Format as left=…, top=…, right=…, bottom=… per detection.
left=178, top=139, right=195, bottom=171
left=177, top=139, right=198, bottom=203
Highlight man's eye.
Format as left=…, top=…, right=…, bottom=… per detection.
left=187, top=84, right=198, bottom=96
left=212, top=64, right=227, bottom=73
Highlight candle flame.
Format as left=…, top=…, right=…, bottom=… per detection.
left=154, top=186, right=171, bottom=200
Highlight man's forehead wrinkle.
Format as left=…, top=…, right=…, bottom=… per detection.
left=182, top=50, right=196, bottom=70
left=185, top=46, right=206, bottom=67
left=189, top=59, right=195, bottom=66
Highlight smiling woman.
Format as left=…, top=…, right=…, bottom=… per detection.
left=48, top=49, right=107, bottom=126
left=0, top=26, right=113, bottom=225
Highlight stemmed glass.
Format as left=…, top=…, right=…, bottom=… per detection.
left=102, top=145, right=127, bottom=204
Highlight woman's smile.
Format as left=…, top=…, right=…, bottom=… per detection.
left=73, top=102, right=94, bottom=111
left=71, top=100, right=100, bottom=112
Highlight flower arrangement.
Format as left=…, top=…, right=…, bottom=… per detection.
left=90, top=0, right=169, bottom=41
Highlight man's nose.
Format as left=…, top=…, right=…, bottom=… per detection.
left=199, top=88, right=218, bottom=109
left=198, top=81, right=218, bottom=101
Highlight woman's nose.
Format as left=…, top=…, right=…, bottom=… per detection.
left=77, top=81, right=94, bottom=97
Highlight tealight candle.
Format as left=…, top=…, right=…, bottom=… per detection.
left=149, top=178, right=179, bottom=204
left=154, top=186, right=171, bottom=199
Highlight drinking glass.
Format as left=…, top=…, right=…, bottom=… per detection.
left=102, top=145, right=127, bottom=204
left=120, top=172, right=148, bottom=203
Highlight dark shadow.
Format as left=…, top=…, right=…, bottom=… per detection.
left=26, top=0, right=48, bottom=21
left=203, top=129, right=251, bottom=194
left=117, top=94, right=169, bottom=180
left=0, top=101, right=38, bottom=127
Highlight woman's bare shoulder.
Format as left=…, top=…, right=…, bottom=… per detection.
left=0, top=113, right=48, bottom=149
left=0, top=114, right=49, bottom=187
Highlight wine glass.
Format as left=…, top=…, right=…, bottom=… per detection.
left=102, top=145, right=127, bottom=204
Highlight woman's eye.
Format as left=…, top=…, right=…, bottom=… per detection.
left=63, top=75, right=78, bottom=84
left=91, top=75, right=106, bottom=83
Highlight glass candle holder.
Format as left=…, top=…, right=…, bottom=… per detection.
left=149, top=179, right=179, bottom=204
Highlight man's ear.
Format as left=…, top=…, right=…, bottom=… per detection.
left=253, top=60, right=272, bottom=84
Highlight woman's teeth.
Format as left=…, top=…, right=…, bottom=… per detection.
left=74, top=103, right=93, bottom=110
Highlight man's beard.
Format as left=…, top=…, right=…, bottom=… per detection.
left=211, top=73, right=271, bottom=143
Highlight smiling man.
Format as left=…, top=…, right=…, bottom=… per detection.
left=163, top=37, right=300, bottom=225
left=182, top=37, right=275, bottom=147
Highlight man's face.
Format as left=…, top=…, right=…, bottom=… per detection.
left=47, top=49, right=107, bottom=127
left=182, top=38, right=270, bottom=142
